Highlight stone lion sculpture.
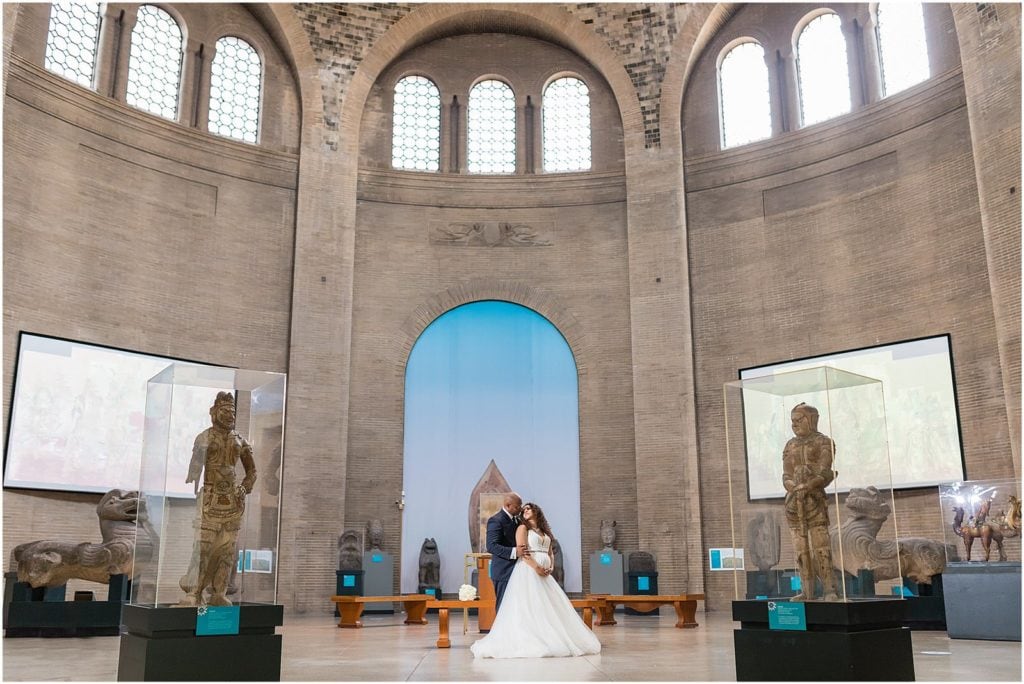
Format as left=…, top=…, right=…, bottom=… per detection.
left=829, top=486, right=955, bottom=584
left=418, top=538, right=440, bottom=592
left=9, top=489, right=157, bottom=588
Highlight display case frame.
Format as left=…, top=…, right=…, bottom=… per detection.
left=723, top=366, right=903, bottom=603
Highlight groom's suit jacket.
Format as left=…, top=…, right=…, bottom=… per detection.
left=486, top=509, right=519, bottom=584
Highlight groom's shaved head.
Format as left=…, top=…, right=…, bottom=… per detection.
left=504, top=493, right=523, bottom=514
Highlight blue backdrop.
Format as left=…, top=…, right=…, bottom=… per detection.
left=401, top=300, right=582, bottom=593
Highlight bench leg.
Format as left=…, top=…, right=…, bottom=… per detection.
left=337, top=602, right=365, bottom=628
left=673, top=600, right=698, bottom=628
left=582, top=606, right=593, bottom=630
left=595, top=603, right=617, bottom=626
left=404, top=600, right=428, bottom=625
left=436, top=608, right=451, bottom=648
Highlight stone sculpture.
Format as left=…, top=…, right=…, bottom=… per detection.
left=418, top=538, right=441, bottom=595
left=551, top=538, right=565, bottom=588
left=367, top=519, right=384, bottom=552
left=9, top=489, right=156, bottom=588
left=830, top=486, right=955, bottom=583
left=337, top=529, right=363, bottom=570
left=627, top=551, right=656, bottom=573
left=599, top=520, right=617, bottom=550
left=746, top=511, right=782, bottom=572
left=177, top=392, right=256, bottom=607
left=782, top=403, right=839, bottom=601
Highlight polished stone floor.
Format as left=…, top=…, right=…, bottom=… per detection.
left=3, top=609, right=1021, bottom=681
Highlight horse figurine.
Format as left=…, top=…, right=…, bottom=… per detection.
left=952, top=502, right=1006, bottom=562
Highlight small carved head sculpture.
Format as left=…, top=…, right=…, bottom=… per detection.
left=367, top=519, right=384, bottom=551
left=600, top=520, right=617, bottom=549
left=790, top=402, right=819, bottom=437
left=337, top=529, right=362, bottom=571
left=210, top=391, right=236, bottom=430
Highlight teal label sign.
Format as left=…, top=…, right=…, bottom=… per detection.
left=790, top=575, right=802, bottom=591
left=768, top=601, right=806, bottom=631
left=600, top=553, right=612, bottom=565
left=425, top=588, right=437, bottom=596
left=637, top=576, right=650, bottom=591
left=196, top=606, right=240, bottom=636
left=342, top=574, right=356, bottom=587
left=710, top=549, right=722, bottom=568
left=371, top=554, right=383, bottom=563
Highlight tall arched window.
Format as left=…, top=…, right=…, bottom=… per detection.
left=718, top=41, right=772, bottom=148
left=208, top=36, right=263, bottom=144
left=44, top=2, right=102, bottom=89
left=467, top=79, right=516, bottom=174
left=391, top=76, right=441, bottom=171
left=796, top=13, right=851, bottom=126
left=542, top=77, right=591, bottom=172
left=126, top=5, right=183, bottom=120
left=876, top=2, right=930, bottom=97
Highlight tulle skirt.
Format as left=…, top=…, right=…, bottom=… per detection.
left=470, top=551, right=601, bottom=658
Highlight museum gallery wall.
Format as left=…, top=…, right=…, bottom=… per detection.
left=2, top=2, right=1019, bottom=612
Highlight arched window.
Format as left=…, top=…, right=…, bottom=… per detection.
left=542, top=77, right=591, bottom=172
left=126, top=5, right=183, bottom=120
left=876, top=2, right=930, bottom=97
left=208, top=36, right=262, bottom=144
left=467, top=79, right=516, bottom=174
left=44, top=2, right=102, bottom=89
left=391, top=76, right=441, bottom=171
left=718, top=41, right=772, bottom=148
left=796, top=13, right=851, bottom=126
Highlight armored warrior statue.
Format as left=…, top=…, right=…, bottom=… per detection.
left=178, top=392, right=256, bottom=607
left=782, top=403, right=839, bottom=601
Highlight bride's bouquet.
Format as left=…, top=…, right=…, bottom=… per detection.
left=458, top=584, right=478, bottom=601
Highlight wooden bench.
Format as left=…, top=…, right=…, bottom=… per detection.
left=330, top=594, right=431, bottom=628
left=426, top=598, right=598, bottom=648
left=588, top=594, right=705, bottom=628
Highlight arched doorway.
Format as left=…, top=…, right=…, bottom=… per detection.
left=401, top=300, right=582, bottom=594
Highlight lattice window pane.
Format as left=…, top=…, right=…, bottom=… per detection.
left=391, top=76, right=441, bottom=172
left=44, top=2, right=102, bottom=89
left=126, top=5, right=183, bottom=121
left=797, top=13, right=852, bottom=126
left=542, top=77, right=591, bottom=173
left=467, top=80, right=516, bottom=174
left=877, top=2, right=930, bottom=97
left=208, top=37, right=262, bottom=144
left=719, top=42, right=772, bottom=148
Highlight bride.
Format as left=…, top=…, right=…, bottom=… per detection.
left=471, top=502, right=601, bottom=658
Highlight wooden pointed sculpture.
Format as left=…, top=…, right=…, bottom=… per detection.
left=468, top=460, right=513, bottom=553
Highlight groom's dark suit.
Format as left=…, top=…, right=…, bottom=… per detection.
left=486, top=508, right=520, bottom=611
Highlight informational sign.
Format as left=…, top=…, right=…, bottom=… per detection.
left=708, top=548, right=744, bottom=571
left=768, top=601, right=806, bottom=631
left=371, top=554, right=383, bottom=563
left=637, top=576, right=650, bottom=591
left=342, top=575, right=356, bottom=588
left=196, top=606, right=240, bottom=636
left=600, top=553, right=612, bottom=565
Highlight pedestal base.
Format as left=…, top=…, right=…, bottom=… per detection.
left=116, top=603, right=283, bottom=681
left=732, top=599, right=914, bottom=681
left=942, top=562, right=1021, bottom=641
left=4, top=572, right=129, bottom=637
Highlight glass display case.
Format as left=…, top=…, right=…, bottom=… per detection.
left=723, top=366, right=902, bottom=602
left=938, top=478, right=1021, bottom=565
left=129, top=363, right=285, bottom=608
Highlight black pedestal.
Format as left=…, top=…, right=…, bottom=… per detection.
left=745, top=569, right=799, bottom=599
left=4, top=572, right=130, bottom=637
left=732, top=599, right=914, bottom=681
left=334, top=570, right=365, bottom=617
left=625, top=571, right=659, bottom=616
left=117, top=603, right=283, bottom=681
left=901, top=574, right=947, bottom=630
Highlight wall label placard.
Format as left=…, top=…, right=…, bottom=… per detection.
left=196, top=606, right=240, bottom=636
left=768, top=601, right=806, bottom=631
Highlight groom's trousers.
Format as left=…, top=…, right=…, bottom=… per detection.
left=493, top=579, right=509, bottom=613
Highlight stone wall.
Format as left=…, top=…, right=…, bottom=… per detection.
left=2, top=3, right=299, bottom=599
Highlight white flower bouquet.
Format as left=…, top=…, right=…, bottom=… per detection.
left=458, top=584, right=478, bottom=601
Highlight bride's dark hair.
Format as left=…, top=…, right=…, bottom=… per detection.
left=522, top=502, right=554, bottom=541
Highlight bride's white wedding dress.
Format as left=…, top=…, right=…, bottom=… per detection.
left=471, top=529, right=601, bottom=658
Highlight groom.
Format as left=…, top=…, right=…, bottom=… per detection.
left=486, top=492, right=527, bottom=612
